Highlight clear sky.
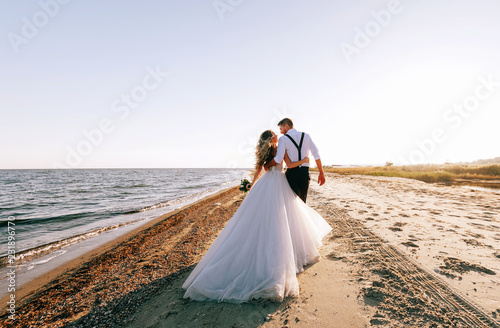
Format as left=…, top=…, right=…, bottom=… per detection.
left=1, top=0, right=499, bottom=169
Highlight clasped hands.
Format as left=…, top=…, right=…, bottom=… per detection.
left=263, top=156, right=310, bottom=171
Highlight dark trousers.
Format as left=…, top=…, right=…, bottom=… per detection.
left=285, top=167, right=310, bottom=203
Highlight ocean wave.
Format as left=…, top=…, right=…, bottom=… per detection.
left=110, top=184, right=149, bottom=189
left=25, top=250, right=67, bottom=271
left=0, top=211, right=97, bottom=226
left=0, top=207, right=140, bottom=226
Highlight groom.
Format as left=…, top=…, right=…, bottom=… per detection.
left=264, top=118, right=325, bottom=203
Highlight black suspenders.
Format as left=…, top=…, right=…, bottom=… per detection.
left=285, top=132, right=305, bottom=161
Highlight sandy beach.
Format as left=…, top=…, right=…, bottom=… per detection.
left=1, top=173, right=499, bottom=327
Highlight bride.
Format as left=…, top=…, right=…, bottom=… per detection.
left=182, top=130, right=333, bottom=303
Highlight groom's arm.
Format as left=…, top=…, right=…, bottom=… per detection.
left=315, top=158, right=325, bottom=186
left=309, top=135, right=325, bottom=186
left=263, top=159, right=276, bottom=171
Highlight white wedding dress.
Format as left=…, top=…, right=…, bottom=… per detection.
left=181, top=163, right=333, bottom=303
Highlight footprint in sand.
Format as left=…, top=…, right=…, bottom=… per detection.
left=401, top=241, right=419, bottom=248
left=462, top=238, right=493, bottom=248
left=432, top=224, right=445, bottom=231
left=468, top=222, right=500, bottom=232
left=389, top=222, right=407, bottom=231
left=467, top=232, right=485, bottom=239
left=326, top=252, right=345, bottom=261
left=439, top=257, right=496, bottom=276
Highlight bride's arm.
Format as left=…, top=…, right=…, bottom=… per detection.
left=251, top=166, right=263, bottom=187
left=284, top=152, right=309, bottom=169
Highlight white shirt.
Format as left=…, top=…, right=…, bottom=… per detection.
left=273, top=128, right=320, bottom=167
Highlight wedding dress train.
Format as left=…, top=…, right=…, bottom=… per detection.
left=181, top=163, right=332, bottom=303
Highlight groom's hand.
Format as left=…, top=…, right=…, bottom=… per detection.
left=318, top=172, right=325, bottom=186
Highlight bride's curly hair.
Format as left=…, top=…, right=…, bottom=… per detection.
left=255, top=130, right=276, bottom=169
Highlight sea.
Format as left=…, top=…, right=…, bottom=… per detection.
left=0, top=168, right=250, bottom=295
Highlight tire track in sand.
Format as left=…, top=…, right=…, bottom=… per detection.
left=315, top=202, right=499, bottom=327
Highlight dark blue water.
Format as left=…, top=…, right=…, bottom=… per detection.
left=0, top=168, right=250, bottom=258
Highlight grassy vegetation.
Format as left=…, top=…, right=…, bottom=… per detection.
left=317, top=164, right=500, bottom=188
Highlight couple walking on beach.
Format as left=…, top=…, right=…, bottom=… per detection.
left=182, top=118, right=332, bottom=303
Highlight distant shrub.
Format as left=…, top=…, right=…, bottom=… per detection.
left=320, top=163, right=498, bottom=185
left=476, top=165, right=500, bottom=176
left=436, top=172, right=454, bottom=182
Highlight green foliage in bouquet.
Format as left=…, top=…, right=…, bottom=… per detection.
left=239, top=178, right=251, bottom=192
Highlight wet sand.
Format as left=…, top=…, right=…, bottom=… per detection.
left=1, top=174, right=499, bottom=327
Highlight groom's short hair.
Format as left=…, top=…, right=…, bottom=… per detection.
left=278, top=118, right=293, bottom=128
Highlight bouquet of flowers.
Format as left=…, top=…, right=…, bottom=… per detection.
left=239, top=178, right=251, bottom=192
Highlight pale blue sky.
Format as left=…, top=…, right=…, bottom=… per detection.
left=1, top=0, right=499, bottom=169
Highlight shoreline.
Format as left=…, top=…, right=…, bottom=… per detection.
left=0, top=168, right=252, bottom=262
left=1, top=180, right=246, bottom=262
left=0, top=186, right=242, bottom=321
